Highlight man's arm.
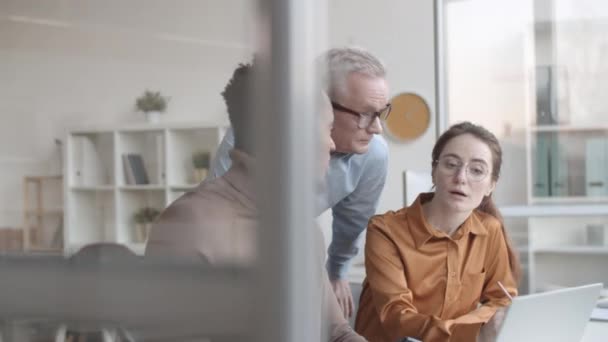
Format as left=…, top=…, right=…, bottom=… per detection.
left=326, top=137, right=389, bottom=280
left=207, top=127, right=235, bottom=180
left=327, top=138, right=388, bottom=317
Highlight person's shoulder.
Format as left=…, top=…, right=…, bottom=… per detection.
left=472, top=210, right=502, bottom=235
left=368, top=207, right=408, bottom=232
left=162, top=178, right=238, bottom=220
left=366, top=134, right=389, bottom=160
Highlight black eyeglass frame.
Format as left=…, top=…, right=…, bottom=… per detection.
left=331, top=102, right=392, bottom=128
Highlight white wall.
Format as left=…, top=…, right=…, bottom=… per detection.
left=1, top=0, right=438, bottom=256
left=319, top=0, right=437, bottom=257
left=444, top=0, right=608, bottom=205
left=444, top=0, right=534, bottom=207
left=330, top=0, right=437, bottom=212
left=0, top=0, right=253, bottom=226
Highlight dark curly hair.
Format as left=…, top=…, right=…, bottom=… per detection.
left=221, top=62, right=253, bottom=153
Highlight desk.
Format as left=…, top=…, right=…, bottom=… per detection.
left=582, top=321, right=608, bottom=342
left=348, top=266, right=608, bottom=341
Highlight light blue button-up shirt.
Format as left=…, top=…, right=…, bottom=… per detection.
left=208, top=128, right=389, bottom=279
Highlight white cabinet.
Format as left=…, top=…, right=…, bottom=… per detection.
left=502, top=205, right=608, bottom=293
left=508, top=15, right=608, bottom=293
left=65, top=123, right=226, bottom=255
left=438, top=0, right=608, bottom=295
left=528, top=126, right=608, bottom=203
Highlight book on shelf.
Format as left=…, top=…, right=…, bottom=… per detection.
left=122, top=154, right=135, bottom=185
left=585, top=137, right=608, bottom=197
left=535, top=65, right=557, bottom=125
left=122, top=153, right=150, bottom=185
left=533, top=133, right=550, bottom=197
left=549, top=134, right=569, bottom=197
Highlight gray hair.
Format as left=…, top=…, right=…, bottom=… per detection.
left=322, top=47, right=386, bottom=101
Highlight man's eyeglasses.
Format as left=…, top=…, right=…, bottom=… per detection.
left=331, top=102, right=391, bottom=129
left=434, top=156, right=490, bottom=182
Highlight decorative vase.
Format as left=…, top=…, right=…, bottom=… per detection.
left=134, top=223, right=152, bottom=243
left=144, top=111, right=161, bottom=123
left=193, top=168, right=208, bottom=183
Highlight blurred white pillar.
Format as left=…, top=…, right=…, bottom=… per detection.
left=254, top=0, right=327, bottom=341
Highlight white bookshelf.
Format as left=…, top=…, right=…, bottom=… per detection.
left=64, top=122, right=226, bottom=255
left=502, top=207, right=608, bottom=294
left=533, top=246, right=608, bottom=255
left=505, top=118, right=608, bottom=294
left=502, top=18, right=608, bottom=294
left=501, top=204, right=608, bottom=217
left=530, top=124, right=608, bottom=133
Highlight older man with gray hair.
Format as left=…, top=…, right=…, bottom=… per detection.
left=208, top=47, right=391, bottom=319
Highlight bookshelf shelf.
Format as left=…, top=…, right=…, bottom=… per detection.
left=501, top=204, right=608, bottom=217
left=521, top=19, right=608, bottom=293
left=530, top=196, right=608, bottom=204
left=530, top=124, right=608, bottom=132
left=119, top=185, right=166, bottom=191
left=169, top=184, right=199, bottom=191
left=70, top=186, right=115, bottom=191
left=65, top=123, right=226, bottom=255
left=533, top=246, right=608, bottom=255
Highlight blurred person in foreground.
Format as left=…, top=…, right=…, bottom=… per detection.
left=207, top=47, right=391, bottom=318
left=146, top=62, right=366, bottom=341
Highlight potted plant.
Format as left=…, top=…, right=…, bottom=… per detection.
left=132, top=207, right=161, bottom=243
left=135, top=90, right=169, bottom=123
left=192, top=150, right=211, bottom=183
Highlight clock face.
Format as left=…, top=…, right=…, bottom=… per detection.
left=383, top=93, right=431, bottom=142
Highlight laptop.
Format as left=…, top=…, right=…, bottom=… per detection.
left=496, top=283, right=602, bottom=342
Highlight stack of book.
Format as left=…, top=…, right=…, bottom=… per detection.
left=533, top=133, right=569, bottom=197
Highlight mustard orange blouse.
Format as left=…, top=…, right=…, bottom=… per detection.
left=355, top=193, right=517, bottom=342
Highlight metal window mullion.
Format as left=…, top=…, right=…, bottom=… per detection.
left=254, top=0, right=324, bottom=341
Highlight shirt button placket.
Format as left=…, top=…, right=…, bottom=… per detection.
left=446, top=241, right=459, bottom=304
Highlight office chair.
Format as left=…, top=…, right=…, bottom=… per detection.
left=55, top=243, right=137, bottom=342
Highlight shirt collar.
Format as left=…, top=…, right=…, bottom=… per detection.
left=408, top=192, right=487, bottom=249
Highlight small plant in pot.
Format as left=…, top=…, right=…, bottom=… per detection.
left=192, top=150, right=211, bottom=183
left=135, top=90, right=169, bottom=123
left=133, top=207, right=161, bottom=243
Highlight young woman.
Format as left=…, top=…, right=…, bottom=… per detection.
left=354, top=122, right=520, bottom=342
